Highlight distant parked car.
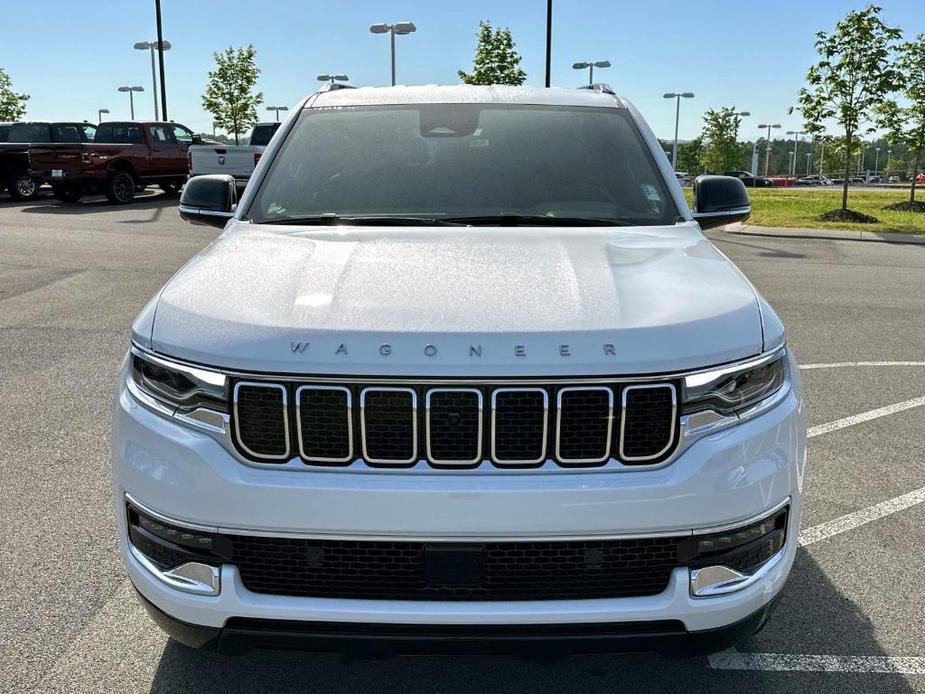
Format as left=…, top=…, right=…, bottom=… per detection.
left=888, top=175, right=900, bottom=183
left=675, top=171, right=691, bottom=186
left=917, top=172, right=925, bottom=184
left=797, top=174, right=834, bottom=186
left=0, top=121, right=98, bottom=200
left=188, top=121, right=281, bottom=185
left=723, top=170, right=774, bottom=187
left=850, top=176, right=866, bottom=184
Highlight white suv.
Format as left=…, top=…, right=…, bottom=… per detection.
left=113, top=85, right=805, bottom=656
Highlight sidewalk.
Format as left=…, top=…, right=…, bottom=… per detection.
left=723, top=223, right=925, bottom=245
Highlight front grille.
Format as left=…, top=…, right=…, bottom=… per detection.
left=231, top=379, right=679, bottom=467
left=230, top=534, right=680, bottom=601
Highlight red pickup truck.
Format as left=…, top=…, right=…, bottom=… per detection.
left=28, top=121, right=202, bottom=204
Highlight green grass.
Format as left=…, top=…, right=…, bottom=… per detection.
left=683, top=187, right=925, bottom=235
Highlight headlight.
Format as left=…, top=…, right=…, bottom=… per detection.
left=129, top=346, right=228, bottom=414
left=681, top=348, right=788, bottom=417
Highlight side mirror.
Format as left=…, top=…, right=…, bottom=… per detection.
left=179, top=174, right=236, bottom=228
left=692, top=175, right=751, bottom=231
left=191, top=134, right=203, bottom=145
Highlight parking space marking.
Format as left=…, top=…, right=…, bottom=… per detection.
left=800, top=361, right=925, bottom=370
left=807, top=395, right=925, bottom=438
left=708, top=649, right=925, bottom=674
left=799, top=486, right=925, bottom=547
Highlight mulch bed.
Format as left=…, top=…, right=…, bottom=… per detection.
left=883, top=200, right=925, bottom=213
left=819, top=208, right=880, bottom=224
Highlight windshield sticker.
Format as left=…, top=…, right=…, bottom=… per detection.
left=641, top=184, right=661, bottom=202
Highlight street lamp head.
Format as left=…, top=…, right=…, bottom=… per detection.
left=681, top=92, right=695, bottom=98
left=663, top=93, right=677, bottom=98
left=134, top=40, right=170, bottom=50
left=572, top=62, right=590, bottom=69
left=736, top=111, right=751, bottom=117
left=392, top=21, right=416, bottom=34
left=317, top=74, right=349, bottom=82
left=118, top=86, right=144, bottom=92
left=99, top=108, right=110, bottom=114
left=592, top=60, right=611, bottom=68
left=369, top=23, right=390, bottom=34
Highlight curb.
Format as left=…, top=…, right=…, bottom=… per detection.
left=720, top=223, right=925, bottom=246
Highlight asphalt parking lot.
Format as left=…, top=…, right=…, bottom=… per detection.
left=1, top=189, right=923, bottom=693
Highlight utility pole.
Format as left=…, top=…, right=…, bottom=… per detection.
left=155, top=0, right=168, bottom=120
left=544, top=0, right=552, bottom=87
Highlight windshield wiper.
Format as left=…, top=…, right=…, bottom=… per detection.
left=259, top=214, right=461, bottom=226
left=439, top=214, right=632, bottom=227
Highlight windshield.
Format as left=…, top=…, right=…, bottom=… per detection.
left=249, top=104, right=678, bottom=226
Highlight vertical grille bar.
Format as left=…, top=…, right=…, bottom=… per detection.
left=295, top=385, right=353, bottom=464
left=425, top=388, right=483, bottom=465
left=491, top=388, right=548, bottom=465
left=555, top=386, right=614, bottom=464
left=360, top=387, right=418, bottom=464
left=619, top=384, right=677, bottom=463
left=233, top=382, right=290, bottom=461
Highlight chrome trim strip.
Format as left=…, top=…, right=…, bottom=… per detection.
left=173, top=407, right=229, bottom=435
left=425, top=388, right=483, bottom=466
left=619, top=383, right=677, bottom=462
left=360, top=387, right=418, bottom=465
left=490, top=387, right=549, bottom=465
left=690, top=545, right=785, bottom=598
left=123, top=493, right=791, bottom=543
left=683, top=345, right=786, bottom=390
left=555, top=386, right=614, bottom=464
left=130, top=342, right=785, bottom=386
left=232, top=382, right=290, bottom=460
left=128, top=544, right=220, bottom=596
left=295, top=385, right=353, bottom=463
left=691, top=206, right=752, bottom=219
left=177, top=204, right=234, bottom=219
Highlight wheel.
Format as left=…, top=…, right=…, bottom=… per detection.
left=159, top=179, right=183, bottom=195
left=8, top=170, right=39, bottom=201
left=52, top=183, right=83, bottom=203
left=105, top=170, right=136, bottom=204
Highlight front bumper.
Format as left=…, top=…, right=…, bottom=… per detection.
left=112, top=358, right=805, bottom=646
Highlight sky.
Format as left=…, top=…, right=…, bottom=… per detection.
left=2, top=0, right=924, bottom=141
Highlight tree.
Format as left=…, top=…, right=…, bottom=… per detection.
left=0, top=67, right=29, bottom=121
left=699, top=108, right=743, bottom=173
left=458, top=21, right=526, bottom=86
left=676, top=137, right=703, bottom=175
left=879, top=35, right=925, bottom=209
left=201, top=45, right=263, bottom=145
left=798, top=5, right=902, bottom=216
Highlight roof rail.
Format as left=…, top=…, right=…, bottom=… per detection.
left=318, top=82, right=356, bottom=93
left=577, top=83, right=616, bottom=96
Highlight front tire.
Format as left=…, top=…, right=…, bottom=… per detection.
left=105, top=170, right=136, bottom=204
left=52, top=183, right=83, bottom=203
left=8, top=170, right=39, bottom=201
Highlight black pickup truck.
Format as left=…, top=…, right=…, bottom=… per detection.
left=0, top=121, right=97, bottom=200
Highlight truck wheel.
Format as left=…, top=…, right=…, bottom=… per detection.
left=52, top=183, right=83, bottom=203
left=8, top=170, right=39, bottom=201
left=159, top=180, right=183, bottom=195
left=105, top=170, right=136, bottom=204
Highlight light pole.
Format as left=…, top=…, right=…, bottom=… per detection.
left=266, top=105, right=289, bottom=122
left=544, top=0, right=552, bottom=87
left=134, top=40, right=171, bottom=119
left=786, top=130, right=804, bottom=176
left=819, top=136, right=827, bottom=176
left=806, top=152, right=812, bottom=175
left=663, top=92, right=694, bottom=171
left=758, top=124, right=781, bottom=176
left=117, top=86, right=144, bottom=120
left=572, top=60, right=610, bottom=86
left=874, top=147, right=881, bottom=176
left=788, top=151, right=794, bottom=176
left=370, top=21, right=416, bottom=86
left=98, top=108, right=109, bottom=124
left=317, top=74, right=349, bottom=84
left=886, top=148, right=892, bottom=177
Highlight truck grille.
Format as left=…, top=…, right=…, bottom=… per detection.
left=231, top=379, right=678, bottom=468
left=230, top=535, right=679, bottom=601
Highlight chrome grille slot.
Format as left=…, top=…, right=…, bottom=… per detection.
left=491, top=388, right=548, bottom=465
left=233, top=382, right=289, bottom=460
left=361, top=387, right=417, bottom=464
left=296, top=386, right=352, bottom=463
left=426, top=389, right=483, bottom=465
left=555, top=386, right=613, bottom=464
left=620, top=384, right=677, bottom=462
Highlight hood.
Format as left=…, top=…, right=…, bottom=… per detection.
left=144, top=221, right=763, bottom=376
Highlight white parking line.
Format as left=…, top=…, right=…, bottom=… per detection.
left=807, top=395, right=925, bottom=438
left=708, top=649, right=925, bottom=674
left=799, top=486, right=925, bottom=547
left=801, top=361, right=925, bottom=370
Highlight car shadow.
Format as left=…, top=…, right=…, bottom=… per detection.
left=147, top=550, right=913, bottom=694
left=17, top=190, right=177, bottom=216
left=711, top=236, right=808, bottom=259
